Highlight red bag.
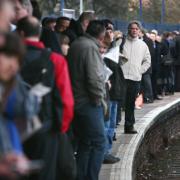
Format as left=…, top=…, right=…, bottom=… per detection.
left=135, top=94, right=143, bottom=109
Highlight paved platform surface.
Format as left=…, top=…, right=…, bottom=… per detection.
left=99, top=93, right=180, bottom=180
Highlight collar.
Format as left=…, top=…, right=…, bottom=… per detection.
left=24, top=39, right=45, bottom=49
left=84, top=33, right=100, bottom=47
left=127, top=35, right=139, bottom=41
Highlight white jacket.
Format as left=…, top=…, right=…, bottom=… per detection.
left=121, top=36, right=151, bottom=81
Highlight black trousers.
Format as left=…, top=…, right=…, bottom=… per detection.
left=151, top=70, right=158, bottom=98
left=175, top=66, right=180, bottom=92
left=124, top=80, right=140, bottom=128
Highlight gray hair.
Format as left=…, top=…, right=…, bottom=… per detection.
left=128, top=20, right=143, bottom=31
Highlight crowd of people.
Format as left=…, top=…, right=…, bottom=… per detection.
left=0, top=0, right=180, bottom=180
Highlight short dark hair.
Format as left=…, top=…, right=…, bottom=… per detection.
left=42, top=17, right=57, bottom=27
left=86, top=20, right=105, bottom=38
left=59, top=34, right=70, bottom=45
left=79, top=11, right=95, bottom=23
left=56, top=16, right=70, bottom=23
left=16, top=16, right=41, bottom=37
left=102, top=19, right=114, bottom=29
left=0, top=32, right=25, bottom=65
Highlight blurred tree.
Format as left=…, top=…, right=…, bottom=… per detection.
left=36, top=0, right=180, bottom=24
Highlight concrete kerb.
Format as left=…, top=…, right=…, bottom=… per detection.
left=110, top=98, right=180, bottom=180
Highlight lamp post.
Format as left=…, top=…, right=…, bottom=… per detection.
left=60, top=0, right=64, bottom=16
left=80, top=0, right=83, bottom=15
left=139, top=0, right=143, bottom=22
left=161, top=0, right=165, bottom=24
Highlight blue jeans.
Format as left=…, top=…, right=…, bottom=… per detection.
left=74, top=103, right=106, bottom=180
left=104, top=101, right=118, bottom=154
left=141, top=73, right=153, bottom=100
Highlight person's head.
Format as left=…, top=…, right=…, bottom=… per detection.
left=128, top=20, right=142, bottom=38
left=86, top=20, right=106, bottom=43
left=99, top=34, right=111, bottom=55
left=14, top=0, right=33, bottom=23
left=42, top=17, right=57, bottom=31
left=55, top=16, right=70, bottom=33
left=0, top=0, right=15, bottom=32
left=102, top=19, right=114, bottom=42
left=16, top=16, right=41, bottom=40
left=0, top=32, right=25, bottom=83
left=58, top=34, right=70, bottom=56
left=31, top=0, right=41, bottom=20
left=150, top=32, right=157, bottom=42
left=162, top=31, right=172, bottom=41
left=99, top=41, right=110, bottom=55
left=79, top=11, right=95, bottom=32
left=102, top=19, right=114, bottom=31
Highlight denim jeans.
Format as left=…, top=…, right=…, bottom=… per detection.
left=141, top=73, right=153, bottom=100
left=104, top=101, right=118, bottom=154
left=73, top=103, right=106, bottom=180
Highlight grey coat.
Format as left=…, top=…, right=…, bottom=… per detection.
left=67, top=33, right=106, bottom=109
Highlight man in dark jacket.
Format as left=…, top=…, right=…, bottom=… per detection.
left=149, top=31, right=166, bottom=100
left=64, top=11, right=95, bottom=44
left=68, top=20, right=106, bottom=180
left=140, top=29, right=154, bottom=103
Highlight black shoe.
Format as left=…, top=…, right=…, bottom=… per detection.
left=103, top=154, right=120, bottom=164
left=124, top=127, right=138, bottom=134
left=144, top=98, right=153, bottom=104
left=113, top=133, right=117, bottom=141
left=116, top=122, right=120, bottom=126
left=155, top=95, right=163, bottom=100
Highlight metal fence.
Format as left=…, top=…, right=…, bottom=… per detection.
left=113, top=20, right=180, bottom=34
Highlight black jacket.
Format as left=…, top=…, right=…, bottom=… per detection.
left=143, top=35, right=154, bottom=74
left=64, top=19, right=84, bottom=44
left=40, top=27, right=62, bottom=54
left=104, top=58, right=125, bottom=101
left=175, top=36, right=180, bottom=65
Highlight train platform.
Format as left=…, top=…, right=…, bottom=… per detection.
left=99, top=93, right=180, bottom=180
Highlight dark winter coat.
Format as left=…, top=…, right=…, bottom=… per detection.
left=143, top=35, right=154, bottom=74
left=63, top=19, right=84, bottom=44
left=104, top=58, right=125, bottom=101
left=175, top=35, right=180, bottom=66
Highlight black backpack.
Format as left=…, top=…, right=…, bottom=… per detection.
left=20, top=46, right=61, bottom=130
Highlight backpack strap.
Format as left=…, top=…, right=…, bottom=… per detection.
left=119, top=35, right=126, bottom=53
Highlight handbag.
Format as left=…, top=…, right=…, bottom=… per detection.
left=161, top=50, right=174, bottom=66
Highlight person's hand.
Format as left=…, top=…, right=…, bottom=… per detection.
left=102, top=99, right=108, bottom=116
left=14, top=154, right=30, bottom=175
left=107, top=80, right=112, bottom=90
left=0, top=153, right=30, bottom=179
left=0, top=153, right=19, bottom=179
